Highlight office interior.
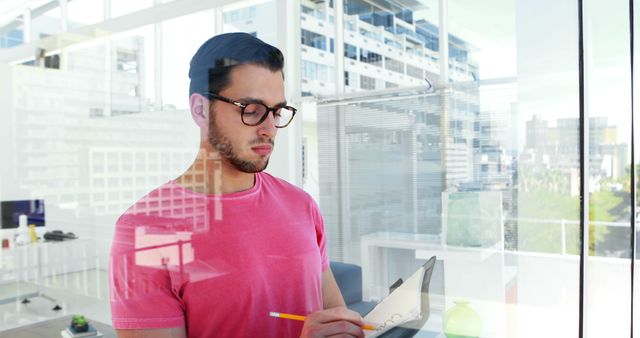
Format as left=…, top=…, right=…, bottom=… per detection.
left=0, top=0, right=638, bottom=337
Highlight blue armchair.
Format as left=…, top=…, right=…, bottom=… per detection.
left=329, top=261, right=377, bottom=316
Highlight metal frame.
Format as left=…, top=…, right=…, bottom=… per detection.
left=628, top=1, right=636, bottom=337
left=578, top=0, right=589, bottom=336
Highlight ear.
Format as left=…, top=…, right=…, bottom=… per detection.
left=189, top=93, right=210, bottom=129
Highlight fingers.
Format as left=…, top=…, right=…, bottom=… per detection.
left=308, top=320, right=364, bottom=338
left=308, top=307, right=364, bottom=326
left=301, top=307, right=366, bottom=338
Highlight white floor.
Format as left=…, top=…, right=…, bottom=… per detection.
left=0, top=269, right=111, bottom=332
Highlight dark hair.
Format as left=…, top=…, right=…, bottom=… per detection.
left=188, top=33, right=284, bottom=96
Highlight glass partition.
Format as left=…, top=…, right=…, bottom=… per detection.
left=583, top=0, right=632, bottom=336
left=305, top=0, right=583, bottom=336
left=0, top=0, right=637, bottom=337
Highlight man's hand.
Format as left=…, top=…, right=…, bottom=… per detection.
left=300, top=307, right=365, bottom=338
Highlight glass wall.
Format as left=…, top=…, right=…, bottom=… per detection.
left=0, top=0, right=258, bottom=330
left=304, top=0, right=634, bottom=336
left=0, top=0, right=636, bottom=337
left=583, top=0, right=632, bottom=336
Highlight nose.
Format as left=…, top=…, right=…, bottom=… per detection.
left=257, top=111, right=277, bottom=138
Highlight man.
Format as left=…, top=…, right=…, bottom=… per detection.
left=109, top=33, right=366, bottom=337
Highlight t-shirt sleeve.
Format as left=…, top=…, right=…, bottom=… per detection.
left=311, top=202, right=330, bottom=271
left=109, top=214, right=186, bottom=329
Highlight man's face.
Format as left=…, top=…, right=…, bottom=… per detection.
left=207, top=64, right=286, bottom=173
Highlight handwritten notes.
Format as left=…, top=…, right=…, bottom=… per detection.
left=373, top=313, right=403, bottom=332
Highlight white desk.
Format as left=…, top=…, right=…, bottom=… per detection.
left=360, top=231, right=503, bottom=300
left=0, top=239, right=99, bottom=308
left=360, top=232, right=441, bottom=301
left=360, top=231, right=515, bottom=338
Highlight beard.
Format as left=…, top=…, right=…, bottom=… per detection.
left=207, top=111, right=273, bottom=173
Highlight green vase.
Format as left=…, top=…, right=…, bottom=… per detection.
left=443, top=300, right=483, bottom=338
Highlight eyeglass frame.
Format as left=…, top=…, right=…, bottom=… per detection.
left=204, top=92, right=297, bottom=128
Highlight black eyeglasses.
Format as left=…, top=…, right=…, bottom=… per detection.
left=205, top=92, right=297, bottom=128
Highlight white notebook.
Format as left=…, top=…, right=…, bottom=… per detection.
left=363, top=256, right=436, bottom=337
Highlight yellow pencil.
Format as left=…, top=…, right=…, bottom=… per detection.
left=269, top=311, right=376, bottom=330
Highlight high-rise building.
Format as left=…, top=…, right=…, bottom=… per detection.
left=223, top=0, right=478, bottom=97
left=225, top=0, right=516, bottom=262
left=524, top=116, right=628, bottom=180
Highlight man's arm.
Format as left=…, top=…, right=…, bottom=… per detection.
left=321, top=268, right=347, bottom=309
left=299, top=269, right=365, bottom=338
left=116, top=327, right=187, bottom=338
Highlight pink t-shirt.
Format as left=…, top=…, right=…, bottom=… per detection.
left=109, top=172, right=329, bottom=337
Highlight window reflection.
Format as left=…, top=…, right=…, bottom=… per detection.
left=0, top=0, right=635, bottom=336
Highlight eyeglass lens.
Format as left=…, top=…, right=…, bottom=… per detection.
left=242, top=103, right=294, bottom=127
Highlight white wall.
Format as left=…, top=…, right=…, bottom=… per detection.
left=0, top=61, right=200, bottom=270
